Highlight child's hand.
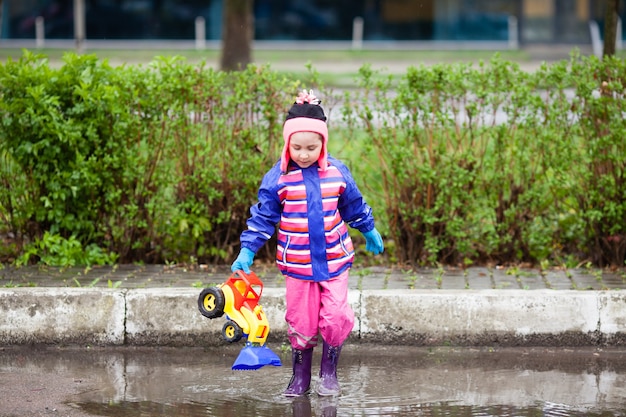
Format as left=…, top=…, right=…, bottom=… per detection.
left=231, top=248, right=255, bottom=273
left=363, top=229, right=384, bottom=255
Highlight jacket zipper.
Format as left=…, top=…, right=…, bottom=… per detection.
left=337, top=230, right=350, bottom=257
left=281, top=235, right=291, bottom=263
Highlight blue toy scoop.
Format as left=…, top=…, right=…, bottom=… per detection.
left=232, top=342, right=282, bottom=370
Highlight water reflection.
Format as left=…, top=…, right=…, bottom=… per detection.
left=2, top=345, right=626, bottom=417
left=73, top=399, right=625, bottom=417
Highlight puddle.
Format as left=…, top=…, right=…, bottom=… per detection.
left=2, top=345, right=626, bottom=416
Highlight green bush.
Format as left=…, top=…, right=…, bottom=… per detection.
left=0, top=52, right=297, bottom=265
left=0, top=51, right=624, bottom=268
left=340, top=53, right=625, bottom=267
left=569, top=55, right=626, bottom=266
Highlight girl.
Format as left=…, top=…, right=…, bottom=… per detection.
left=231, top=90, right=384, bottom=396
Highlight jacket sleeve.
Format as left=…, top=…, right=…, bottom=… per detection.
left=332, top=158, right=376, bottom=233
left=239, top=166, right=282, bottom=254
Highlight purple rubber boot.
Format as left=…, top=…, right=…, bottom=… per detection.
left=317, top=342, right=342, bottom=396
left=283, top=347, right=313, bottom=397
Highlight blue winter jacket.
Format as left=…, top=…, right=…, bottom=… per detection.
left=240, top=156, right=375, bottom=282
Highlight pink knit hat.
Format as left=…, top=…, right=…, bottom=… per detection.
left=281, top=90, right=328, bottom=173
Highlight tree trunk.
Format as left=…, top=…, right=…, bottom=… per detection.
left=220, top=0, right=254, bottom=71
left=603, top=0, right=619, bottom=57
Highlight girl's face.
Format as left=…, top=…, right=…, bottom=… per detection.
left=289, top=131, right=323, bottom=169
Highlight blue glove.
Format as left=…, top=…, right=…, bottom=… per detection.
left=231, top=247, right=255, bottom=273
left=363, top=228, right=384, bottom=255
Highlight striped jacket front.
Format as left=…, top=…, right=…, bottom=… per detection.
left=240, top=156, right=376, bottom=282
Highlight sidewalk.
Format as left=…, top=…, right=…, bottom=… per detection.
left=1, top=264, right=624, bottom=291
left=1, top=264, right=626, bottom=349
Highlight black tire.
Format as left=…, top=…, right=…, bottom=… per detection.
left=222, top=320, right=244, bottom=343
left=198, top=287, right=225, bottom=319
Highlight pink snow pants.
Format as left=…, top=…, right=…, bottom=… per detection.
left=285, top=269, right=355, bottom=350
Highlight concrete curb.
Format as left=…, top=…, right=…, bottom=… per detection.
left=1, top=288, right=625, bottom=346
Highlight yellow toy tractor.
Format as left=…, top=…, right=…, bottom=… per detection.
left=198, top=270, right=282, bottom=370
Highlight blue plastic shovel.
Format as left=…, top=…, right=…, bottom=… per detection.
left=232, top=342, right=282, bottom=370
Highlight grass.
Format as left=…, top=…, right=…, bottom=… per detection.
left=0, top=46, right=536, bottom=87
left=0, top=46, right=532, bottom=64
left=3, top=44, right=620, bottom=88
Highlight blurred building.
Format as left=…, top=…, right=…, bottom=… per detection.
left=0, top=0, right=622, bottom=45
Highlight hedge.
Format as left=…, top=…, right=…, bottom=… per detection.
left=0, top=51, right=624, bottom=268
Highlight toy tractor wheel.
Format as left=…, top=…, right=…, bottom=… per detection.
left=198, top=287, right=225, bottom=319
left=222, top=320, right=244, bottom=343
